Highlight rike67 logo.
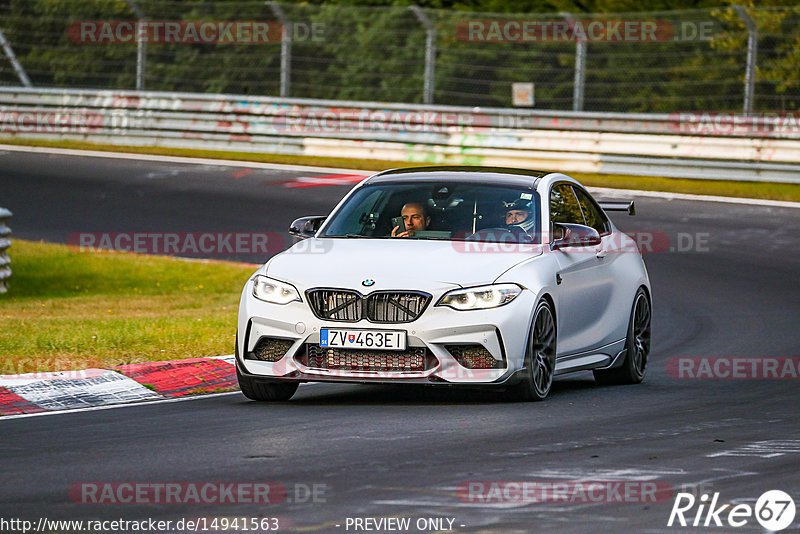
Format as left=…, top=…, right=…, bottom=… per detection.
left=668, top=490, right=796, bottom=531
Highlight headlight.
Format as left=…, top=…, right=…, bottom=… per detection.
left=437, top=283, right=523, bottom=311
left=252, top=275, right=301, bottom=304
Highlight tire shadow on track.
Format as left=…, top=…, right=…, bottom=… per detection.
left=232, top=377, right=609, bottom=406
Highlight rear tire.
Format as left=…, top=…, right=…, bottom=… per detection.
left=504, top=299, right=557, bottom=402
left=594, top=287, right=651, bottom=385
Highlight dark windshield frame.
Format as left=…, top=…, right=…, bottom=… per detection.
left=319, top=180, right=542, bottom=243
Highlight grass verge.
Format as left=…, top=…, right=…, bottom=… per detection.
left=0, top=240, right=255, bottom=374
left=3, top=137, right=800, bottom=202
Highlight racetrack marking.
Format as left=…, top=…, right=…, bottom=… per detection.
left=665, top=468, right=759, bottom=498
left=588, top=186, right=800, bottom=209
left=212, top=354, right=236, bottom=365
left=2, top=144, right=798, bottom=207
left=0, top=386, right=47, bottom=415
left=281, top=173, right=368, bottom=188
left=707, top=439, right=800, bottom=458
left=114, top=357, right=238, bottom=397
left=520, top=468, right=686, bottom=481
left=0, top=369, right=158, bottom=411
left=0, top=383, right=317, bottom=422
left=0, top=390, right=240, bottom=421
left=374, top=498, right=526, bottom=509
left=373, top=497, right=607, bottom=512
left=374, top=469, right=758, bottom=515
left=377, top=472, right=756, bottom=514
left=0, top=143, right=360, bottom=174
left=495, top=418, right=745, bottom=457
left=233, top=168, right=254, bottom=179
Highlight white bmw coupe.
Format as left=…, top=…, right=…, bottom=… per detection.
left=236, top=166, right=651, bottom=401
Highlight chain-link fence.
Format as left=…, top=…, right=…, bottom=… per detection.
left=1, top=1, right=799, bottom=113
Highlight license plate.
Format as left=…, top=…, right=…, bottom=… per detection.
left=320, top=328, right=406, bottom=351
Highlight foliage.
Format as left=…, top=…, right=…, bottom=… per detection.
left=1, top=1, right=798, bottom=111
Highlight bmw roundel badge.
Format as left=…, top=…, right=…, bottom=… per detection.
left=362, top=279, right=375, bottom=287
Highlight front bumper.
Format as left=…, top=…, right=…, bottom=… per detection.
left=236, top=281, right=536, bottom=385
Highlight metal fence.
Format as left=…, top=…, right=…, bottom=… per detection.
left=0, top=208, right=12, bottom=294
left=2, top=87, right=800, bottom=182
left=1, top=2, right=799, bottom=113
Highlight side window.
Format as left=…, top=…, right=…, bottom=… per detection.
left=573, top=187, right=610, bottom=234
left=550, top=184, right=584, bottom=225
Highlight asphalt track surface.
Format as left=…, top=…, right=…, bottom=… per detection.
left=1, top=149, right=800, bottom=533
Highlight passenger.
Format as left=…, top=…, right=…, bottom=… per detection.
left=391, top=202, right=430, bottom=238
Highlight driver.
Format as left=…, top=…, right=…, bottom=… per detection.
left=504, top=199, right=536, bottom=233
left=391, top=202, right=430, bottom=238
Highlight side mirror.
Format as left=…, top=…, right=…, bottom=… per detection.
left=599, top=200, right=635, bottom=216
left=552, top=223, right=601, bottom=250
left=288, top=216, right=326, bottom=239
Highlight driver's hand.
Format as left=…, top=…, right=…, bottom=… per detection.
left=391, top=225, right=411, bottom=238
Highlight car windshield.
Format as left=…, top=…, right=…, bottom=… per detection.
left=321, top=181, right=541, bottom=243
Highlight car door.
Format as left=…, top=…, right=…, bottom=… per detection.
left=551, top=183, right=615, bottom=356
left=573, top=186, right=640, bottom=348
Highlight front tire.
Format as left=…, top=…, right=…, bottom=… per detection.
left=594, top=287, right=651, bottom=385
left=237, top=366, right=298, bottom=401
left=235, top=333, right=298, bottom=401
left=504, top=299, right=557, bottom=402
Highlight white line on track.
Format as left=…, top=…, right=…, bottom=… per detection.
left=588, top=186, right=800, bottom=209
left=0, top=143, right=369, bottom=175
left=3, top=143, right=798, bottom=208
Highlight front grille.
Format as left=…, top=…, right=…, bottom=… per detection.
left=366, top=292, right=429, bottom=323
left=307, top=289, right=361, bottom=321
left=298, top=344, right=436, bottom=372
left=246, top=337, right=294, bottom=362
left=306, top=289, right=430, bottom=323
left=446, top=344, right=504, bottom=369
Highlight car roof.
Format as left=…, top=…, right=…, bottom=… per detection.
left=365, top=166, right=550, bottom=187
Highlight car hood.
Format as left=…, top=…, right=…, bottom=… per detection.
left=266, top=237, right=542, bottom=292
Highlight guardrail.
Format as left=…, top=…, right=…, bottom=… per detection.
left=1, top=87, right=799, bottom=182
left=0, top=208, right=12, bottom=294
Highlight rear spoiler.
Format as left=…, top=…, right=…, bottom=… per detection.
left=599, top=201, right=636, bottom=216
